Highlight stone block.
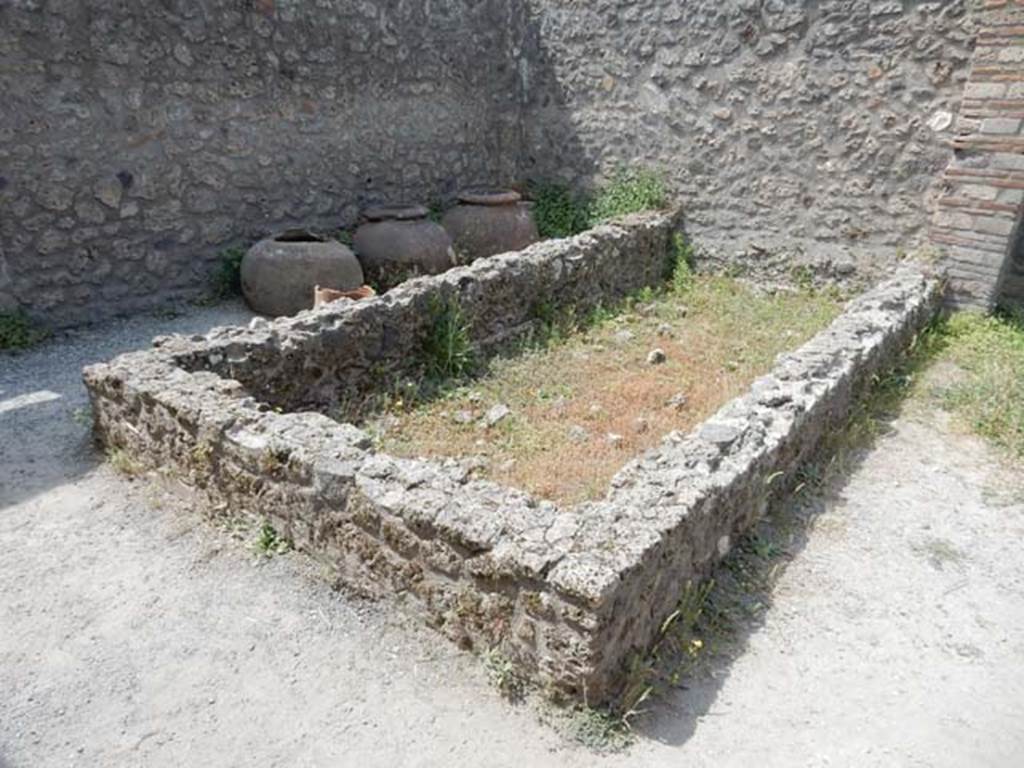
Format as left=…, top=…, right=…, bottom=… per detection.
left=980, top=117, right=1023, bottom=135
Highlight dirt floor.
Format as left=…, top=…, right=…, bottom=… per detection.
left=2, top=302, right=1023, bottom=767
left=380, top=277, right=840, bottom=504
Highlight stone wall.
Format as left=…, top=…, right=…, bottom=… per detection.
left=83, top=212, right=942, bottom=702
left=519, top=0, right=976, bottom=281
left=0, top=0, right=525, bottom=327
left=164, top=211, right=675, bottom=417
left=929, top=0, right=1024, bottom=309
left=2, top=0, right=993, bottom=328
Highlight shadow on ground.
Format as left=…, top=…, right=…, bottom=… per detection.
left=0, top=300, right=252, bottom=510
left=628, top=350, right=935, bottom=748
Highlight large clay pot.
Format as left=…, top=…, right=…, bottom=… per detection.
left=352, top=204, right=455, bottom=287
left=440, top=189, right=539, bottom=264
left=241, top=229, right=363, bottom=317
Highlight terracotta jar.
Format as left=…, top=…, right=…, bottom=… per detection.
left=352, top=204, right=455, bottom=287
left=440, top=189, right=539, bottom=264
left=241, top=229, right=363, bottom=317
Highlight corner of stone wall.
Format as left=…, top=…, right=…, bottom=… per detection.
left=83, top=230, right=942, bottom=705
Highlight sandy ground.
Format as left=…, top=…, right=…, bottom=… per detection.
left=2, top=303, right=1023, bottom=767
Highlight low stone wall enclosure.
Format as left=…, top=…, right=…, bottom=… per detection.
left=84, top=213, right=942, bottom=702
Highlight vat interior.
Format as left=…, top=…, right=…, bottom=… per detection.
left=273, top=229, right=326, bottom=243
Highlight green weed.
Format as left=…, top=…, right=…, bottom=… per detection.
left=254, top=521, right=292, bottom=556
left=0, top=309, right=48, bottom=351
left=588, top=168, right=667, bottom=225
left=667, top=233, right=695, bottom=293
left=211, top=246, right=246, bottom=299
left=528, top=167, right=668, bottom=241
left=427, top=200, right=445, bottom=224
left=108, top=447, right=144, bottom=477
left=921, top=311, right=1024, bottom=457
left=483, top=648, right=527, bottom=701
left=423, top=294, right=475, bottom=381
left=569, top=706, right=634, bottom=752
left=71, top=406, right=93, bottom=427
left=529, top=181, right=590, bottom=239
left=790, top=264, right=815, bottom=292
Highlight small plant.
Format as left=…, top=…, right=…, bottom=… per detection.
left=790, top=263, right=815, bottom=293
left=607, top=579, right=715, bottom=724
left=633, top=285, right=656, bottom=305
left=588, top=167, right=667, bottom=225
left=667, top=233, right=695, bottom=293
left=259, top=445, right=291, bottom=473
left=912, top=536, right=964, bottom=571
left=371, top=264, right=417, bottom=293
left=107, top=447, right=144, bottom=477
left=528, top=167, right=668, bottom=241
left=569, top=706, right=633, bottom=752
left=925, top=310, right=1024, bottom=457
left=529, top=181, right=589, bottom=239
left=0, top=309, right=48, bottom=351
left=189, top=441, right=215, bottom=471
left=427, top=199, right=446, bottom=224
left=70, top=406, right=93, bottom=427
left=749, top=533, right=782, bottom=560
left=254, top=521, right=292, bottom=556
left=423, top=294, right=475, bottom=380
left=483, top=648, right=527, bottom=701
left=616, top=652, right=654, bottom=727
left=659, top=579, right=715, bottom=638
left=212, top=246, right=246, bottom=299
left=529, top=296, right=564, bottom=346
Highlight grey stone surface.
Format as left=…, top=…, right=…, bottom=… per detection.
left=82, top=209, right=942, bottom=702
left=1, top=0, right=524, bottom=327
left=520, top=0, right=975, bottom=288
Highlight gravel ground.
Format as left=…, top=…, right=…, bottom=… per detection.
left=2, top=303, right=1023, bottom=767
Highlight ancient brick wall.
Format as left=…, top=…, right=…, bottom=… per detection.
left=930, top=0, right=1024, bottom=309
left=519, top=0, right=976, bottom=282
left=0, top=0, right=525, bottom=327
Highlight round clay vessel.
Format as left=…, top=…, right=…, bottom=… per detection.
left=241, top=229, right=363, bottom=317
left=352, top=204, right=455, bottom=286
left=440, top=189, right=539, bottom=263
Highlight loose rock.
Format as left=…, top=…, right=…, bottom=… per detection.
left=484, top=404, right=511, bottom=428
left=567, top=425, right=589, bottom=443
left=647, top=348, right=667, bottom=365
left=666, top=392, right=688, bottom=411
left=453, top=410, right=475, bottom=425
left=700, top=422, right=741, bottom=446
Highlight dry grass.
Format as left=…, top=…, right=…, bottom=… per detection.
left=376, top=277, right=842, bottom=505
